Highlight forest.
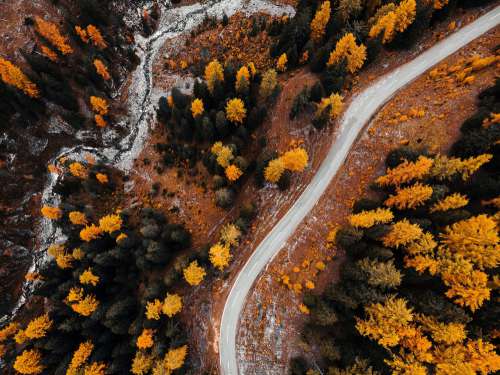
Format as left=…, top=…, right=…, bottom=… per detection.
left=291, top=80, right=500, bottom=374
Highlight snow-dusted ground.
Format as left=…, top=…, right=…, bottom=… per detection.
left=220, top=6, right=500, bottom=374
left=0, top=0, right=295, bottom=325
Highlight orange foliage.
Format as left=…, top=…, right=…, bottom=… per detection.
left=93, top=59, right=111, bottom=80
left=80, top=224, right=102, bottom=242
left=69, top=162, right=88, bottom=178
left=24, top=314, right=52, bottom=339
left=0, top=57, right=40, bottom=98
left=34, top=17, right=73, bottom=55
left=69, top=211, right=88, bottom=225
left=98, top=214, right=122, bottom=233
left=41, top=205, right=62, bottom=220
left=136, top=329, right=154, bottom=349
left=14, top=349, right=43, bottom=374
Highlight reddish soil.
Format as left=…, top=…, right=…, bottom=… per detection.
left=236, top=28, right=500, bottom=374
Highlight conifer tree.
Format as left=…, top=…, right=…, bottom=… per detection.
left=204, top=60, right=224, bottom=93
left=226, top=98, right=247, bottom=123
left=327, top=33, right=367, bottom=74
left=310, top=1, right=331, bottom=43
left=0, top=57, right=39, bottom=98
left=34, top=17, right=73, bottom=55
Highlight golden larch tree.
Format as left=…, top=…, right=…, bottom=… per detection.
left=327, top=33, right=367, bottom=74
left=162, top=293, right=183, bottom=318
left=70, top=294, right=99, bottom=316
left=69, top=211, right=88, bottom=225
left=86, top=25, right=107, bottom=49
left=383, top=219, right=423, bottom=248
left=93, top=59, right=111, bottom=80
left=264, top=158, right=286, bottom=183
left=80, top=224, right=102, bottom=242
left=69, top=341, right=94, bottom=370
left=24, top=314, right=52, bottom=340
left=0, top=57, right=39, bottom=98
left=146, top=299, right=163, bottom=320
left=69, top=162, right=88, bottom=179
left=259, top=69, right=278, bottom=99
left=369, top=0, right=417, bottom=44
left=183, top=261, right=206, bottom=286
left=191, top=98, right=204, bottom=118
left=209, top=242, right=232, bottom=271
left=34, top=17, right=73, bottom=55
left=384, top=183, right=433, bottom=210
left=90, top=96, right=108, bottom=115
left=376, top=155, right=433, bottom=187
left=220, top=223, right=241, bottom=247
left=136, top=329, right=154, bottom=349
left=163, top=345, right=188, bottom=372
left=13, top=349, right=44, bottom=375
left=235, top=66, right=250, bottom=93
left=80, top=268, right=99, bottom=286
left=98, top=214, right=122, bottom=233
left=226, top=98, right=247, bottom=123
left=317, top=93, right=344, bottom=120
left=83, top=362, right=106, bottom=375
left=225, top=164, right=243, bottom=182
left=276, top=53, right=288, bottom=72
left=281, top=147, right=309, bottom=172
left=349, top=207, right=394, bottom=228
left=41, top=205, right=62, bottom=220
left=310, top=1, right=331, bottom=43
left=131, top=352, right=153, bottom=375
left=204, top=60, right=224, bottom=93
left=430, top=193, right=468, bottom=213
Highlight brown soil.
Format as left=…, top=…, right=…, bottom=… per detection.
left=236, top=27, right=500, bottom=374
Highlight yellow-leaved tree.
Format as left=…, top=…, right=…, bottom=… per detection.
left=310, top=1, right=331, bottom=43
left=430, top=193, right=468, bottom=213
left=369, top=0, right=417, bottom=44
left=98, top=214, right=122, bottom=233
left=317, top=93, right=344, bottom=120
left=225, top=164, right=243, bottom=182
left=209, top=242, right=232, bottom=271
left=69, top=341, right=94, bottom=370
left=384, top=183, right=433, bottom=210
left=211, top=142, right=234, bottom=168
left=69, top=211, right=88, bottom=225
left=204, top=60, right=224, bottom=93
left=24, top=314, right=52, bottom=340
left=277, top=53, right=288, bottom=72
left=162, top=293, right=183, bottom=317
left=281, top=147, right=309, bottom=172
left=376, top=155, right=433, bottom=187
left=131, top=351, right=153, bottom=375
left=264, top=158, right=286, bottom=183
left=327, top=33, right=367, bottom=74
left=80, top=268, right=99, bottom=286
left=349, top=208, right=394, bottom=228
left=41, top=205, right=62, bottom=220
left=235, top=66, right=250, bottom=93
left=163, top=345, right=188, bottom=372
left=226, top=98, right=246, bottom=123
left=0, top=57, right=40, bottom=98
left=146, top=299, right=163, bottom=320
left=183, top=261, right=206, bottom=286
left=259, top=69, right=278, bottom=99
left=136, top=329, right=154, bottom=349
left=34, top=17, right=73, bottom=55
left=191, top=98, right=204, bottom=118
left=14, top=349, right=44, bottom=375
left=383, top=219, right=423, bottom=248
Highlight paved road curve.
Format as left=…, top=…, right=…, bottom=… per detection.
left=220, top=7, right=500, bottom=375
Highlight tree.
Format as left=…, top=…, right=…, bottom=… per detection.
left=355, top=296, right=414, bottom=348
left=191, top=98, right=204, bottom=118
left=369, top=0, right=417, bottom=44
left=95, top=114, right=107, bottom=127
left=225, top=164, right=243, bottom=182
left=384, top=183, right=433, bottom=210
left=310, top=1, right=331, bottom=43
left=146, top=299, right=163, bottom=320
left=281, top=147, right=308, bottom=172
left=259, top=69, right=278, bottom=99
left=220, top=223, right=241, bottom=247
left=69, top=162, right=88, bottom=178
left=211, top=142, right=234, bottom=168
left=83, top=362, right=106, bottom=375
left=0, top=57, right=39, bottom=98
left=430, top=193, right=468, bottom=213
left=80, top=268, right=99, bottom=286
left=0, top=322, right=19, bottom=342
left=162, top=293, right=182, bottom=317
left=94, top=59, right=111, bottom=80
left=41, top=205, right=62, bottom=220
left=357, top=258, right=402, bottom=289
left=24, top=314, right=52, bottom=339
left=327, top=33, right=367, bottom=74
left=90, top=96, right=108, bottom=115
left=34, top=17, right=73, bottom=55
left=376, top=155, right=433, bottom=187
left=131, top=351, right=153, bottom=375
left=204, top=60, right=224, bottom=93
left=383, top=219, right=423, bottom=248
left=226, top=98, right=246, bottom=123
left=209, top=242, right=232, bottom=271
left=439, top=215, right=499, bottom=270
left=183, top=261, right=206, bottom=286
left=69, top=341, right=94, bottom=370
left=75, top=25, right=90, bottom=43
left=316, top=93, right=344, bottom=120
left=136, top=329, right=154, bottom=349
left=70, top=294, right=99, bottom=316
left=235, top=66, right=250, bottom=93
left=86, top=25, right=107, bottom=49
left=13, top=349, right=44, bottom=374
left=349, top=208, right=394, bottom=228
left=277, top=53, right=288, bottom=72
left=80, top=224, right=102, bottom=242
left=264, top=158, right=285, bottom=183
left=95, top=173, right=108, bottom=184
left=69, top=211, right=88, bottom=225
left=163, top=345, right=188, bottom=372
left=99, top=214, right=122, bottom=233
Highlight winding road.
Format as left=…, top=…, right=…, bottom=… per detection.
left=220, top=6, right=500, bottom=374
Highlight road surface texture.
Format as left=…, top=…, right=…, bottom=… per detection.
left=220, top=6, right=500, bottom=375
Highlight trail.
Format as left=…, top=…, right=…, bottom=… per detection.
left=1, top=0, right=294, bottom=324
left=219, top=7, right=500, bottom=374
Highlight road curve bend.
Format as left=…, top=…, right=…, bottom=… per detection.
left=220, top=7, right=500, bottom=375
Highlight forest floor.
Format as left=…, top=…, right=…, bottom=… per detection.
left=123, top=4, right=497, bottom=374
left=235, top=27, right=500, bottom=374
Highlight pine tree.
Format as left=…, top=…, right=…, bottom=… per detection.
left=162, top=293, right=182, bottom=318
left=281, top=147, right=309, bottom=172
left=209, top=242, right=232, bottom=271
left=0, top=57, right=39, bottom=97
left=327, top=33, right=367, bottom=74
left=226, top=98, right=247, bottom=123
left=183, top=261, right=206, bottom=286
left=349, top=208, right=394, bottom=228
left=34, top=17, right=73, bottom=55
left=310, top=1, right=331, bottom=43
left=204, top=60, right=224, bottom=93
left=357, top=258, right=402, bottom=289
left=384, top=183, right=433, bottom=210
